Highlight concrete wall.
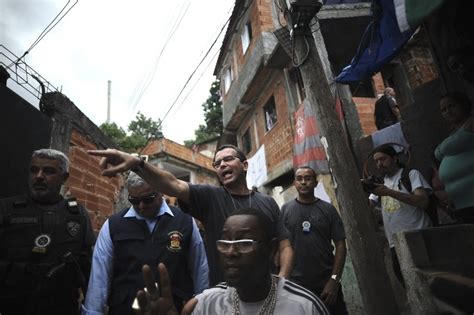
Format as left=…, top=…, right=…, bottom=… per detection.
left=0, top=85, right=52, bottom=198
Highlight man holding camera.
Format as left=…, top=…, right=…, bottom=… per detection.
left=368, top=145, right=432, bottom=286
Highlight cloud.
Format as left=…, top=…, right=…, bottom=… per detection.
left=1, top=0, right=234, bottom=144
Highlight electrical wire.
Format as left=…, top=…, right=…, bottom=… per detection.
left=7, top=0, right=78, bottom=69
left=136, top=8, right=233, bottom=155
left=160, top=1, right=250, bottom=125
left=158, top=14, right=232, bottom=125
left=129, top=1, right=191, bottom=112
left=135, top=2, right=249, bottom=153
left=164, top=4, right=234, bottom=120
left=292, top=34, right=310, bottom=67
left=167, top=48, right=220, bottom=120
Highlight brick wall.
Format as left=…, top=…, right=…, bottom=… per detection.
left=372, top=73, right=385, bottom=95
left=142, top=138, right=215, bottom=172
left=257, top=0, right=274, bottom=33
left=237, top=73, right=294, bottom=175
left=353, top=74, right=385, bottom=136
left=353, top=97, right=377, bottom=135
left=399, top=28, right=439, bottom=90
left=64, top=130, right=124, bottom=232
left=226, top=0, right=274, bottom=95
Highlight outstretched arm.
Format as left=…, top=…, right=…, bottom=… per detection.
left=88, top=149, right=190, bottom=203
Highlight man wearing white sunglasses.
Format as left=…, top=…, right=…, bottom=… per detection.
left=136, top=208, right=328, bottom=315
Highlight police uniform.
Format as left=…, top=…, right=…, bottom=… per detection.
left=0, top=195, right=95, bottom=315
left=107, top=206, right=195, bottom=315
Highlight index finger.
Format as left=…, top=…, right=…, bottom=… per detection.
left=136, top=290, right=150, bottom=314
left=157, top=263, right=172, bottom=299
left=87, top=149, right=115, bottom=157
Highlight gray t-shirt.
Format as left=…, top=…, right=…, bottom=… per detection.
left=187, top=184, right=289, bottom=286
left=193, top=277, right=329, bottom=314
left=281, top=198, right=345, bottom=293
left=370, top=168, right=432, bottom=247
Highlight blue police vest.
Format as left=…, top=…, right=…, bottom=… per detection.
left=107, top=206, right=195, bottom=315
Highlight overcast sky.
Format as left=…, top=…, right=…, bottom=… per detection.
left=1, top=0, right=234, bottom=144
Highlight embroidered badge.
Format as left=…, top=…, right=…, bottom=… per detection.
left=66, top=221, right=81, bottom=237
left=33, top=234, right=51, bottom=254
left=167, top=231, right=183, bottom=252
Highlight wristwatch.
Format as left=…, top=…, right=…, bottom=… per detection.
left=331, top=274, right=341, bottom=283
left=131, top=157, right=145, bottom=173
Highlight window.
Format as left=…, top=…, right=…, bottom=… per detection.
left=241, top=22, right=252, bottom=54
left=222, top=66, right=233, bottom=94
left=349, top=78, right=375, bottom=98
left=289, top=68, right=306, bottom=103
left=263, top=96, right=278, bottom=132
left=242, top=128, right=252, bottom=154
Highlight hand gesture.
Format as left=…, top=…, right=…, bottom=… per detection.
left=136, top=263, right=177, bottom=315
left=372, top=183, right=391, bottom=196
left=320, top=278, right=339, bottom=305
left=88, top=149, right=140, bottom=177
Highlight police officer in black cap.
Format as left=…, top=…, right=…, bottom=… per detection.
left=0, top=148, right=95, bottom=315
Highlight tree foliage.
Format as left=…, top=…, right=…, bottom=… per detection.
left=184, top=80, right=223, bottom=147
left=100, top=112, right=163, bottom=152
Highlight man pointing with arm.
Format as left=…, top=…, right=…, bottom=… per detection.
left=89, top=145, right=293, bottom=286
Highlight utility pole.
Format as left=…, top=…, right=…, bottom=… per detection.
left=282, top=2, right=398, bottom=314
left=107, top=80, right=111, bottom=123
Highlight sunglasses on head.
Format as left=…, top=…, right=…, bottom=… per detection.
left=128, top=193, right=158, bottom=205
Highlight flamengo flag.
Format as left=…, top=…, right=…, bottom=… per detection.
left=293, top=98, right=344, bottom=174
left=394, top=0, right=444, bottom=32
left=336, top=0, right=444, bottom=83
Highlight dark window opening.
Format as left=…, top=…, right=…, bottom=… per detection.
left=242, top=128, right=252, bottom=154
left=263, top=96, right=278, bottom=132
left=289, top=68, right=306, bottom=102
left=349, top=78, right=375, bottom=98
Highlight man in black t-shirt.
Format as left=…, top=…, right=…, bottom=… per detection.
left=374, top=87, right=401, bottom=130
left=282, top=166, right=348, bottom=315
left=88, top=145, right=293, bottom=286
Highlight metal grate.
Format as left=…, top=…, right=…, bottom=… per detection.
left=0, top=44, right=59, bottom=100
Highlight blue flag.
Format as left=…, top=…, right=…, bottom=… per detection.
left=335, top=0, right=416, bottom=83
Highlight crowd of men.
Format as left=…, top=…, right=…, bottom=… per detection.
left=0, top=141, right=441, bottom=314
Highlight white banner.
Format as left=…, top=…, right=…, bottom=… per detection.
left=246, top=145, right=268, bottom=189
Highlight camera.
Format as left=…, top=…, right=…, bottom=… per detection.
left=361, top=175, right=384, bottom=193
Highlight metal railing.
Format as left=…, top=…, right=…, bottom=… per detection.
left=0, top=44, right=59, bottom=100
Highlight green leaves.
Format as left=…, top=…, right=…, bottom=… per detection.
left=184, top=80, right=222, bottom=147
left=100, top=112, right=163, bottom=153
